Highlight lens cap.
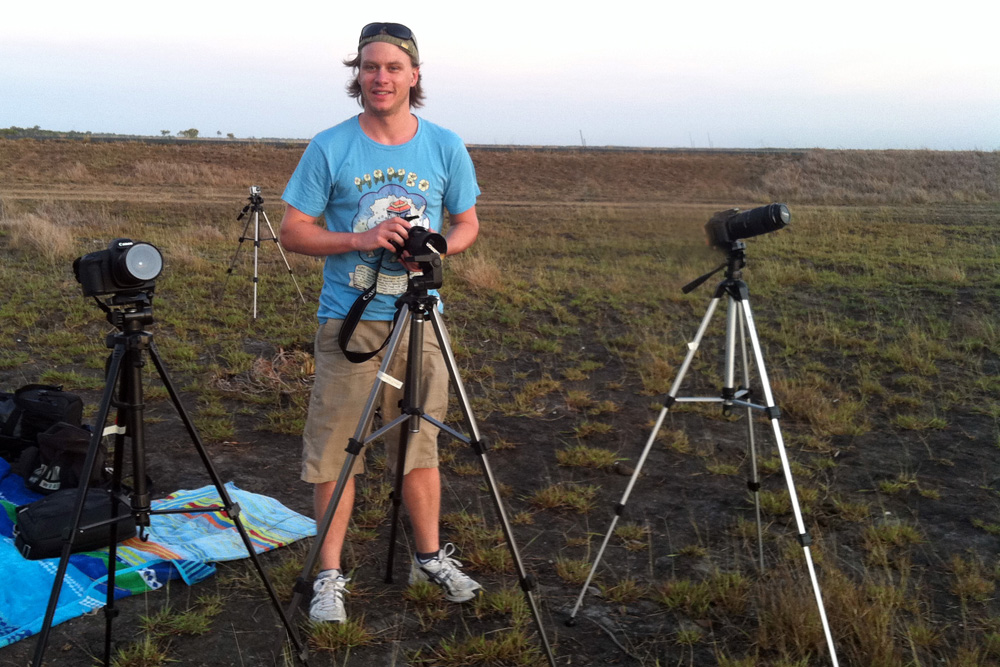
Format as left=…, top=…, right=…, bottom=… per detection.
left=123, top=243, right=163, bottom=282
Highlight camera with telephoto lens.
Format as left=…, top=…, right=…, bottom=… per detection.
left=73, top=238, right=164, bottom=297
left=705, top=203, right=790, bottom=249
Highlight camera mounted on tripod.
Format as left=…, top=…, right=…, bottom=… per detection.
left=37, top=240, right=306, bottom=667
left=682, top=204, right=790, bottom=295
left=73, top=238, right=163, bottom=330
left=74, top=238, right=163, bottom=299
left=238, top=185, right=265, bottom=221
left=705, top=203, right=789, bottom=251
left=392, top=218, right=448, bottom=292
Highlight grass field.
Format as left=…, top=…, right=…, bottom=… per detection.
left=1, top=138, right=999, bottom=666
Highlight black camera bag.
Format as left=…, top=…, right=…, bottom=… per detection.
left=0, top=384, right=84, bottom=461
left=13, top=487, right=136, bottom=560
left=0, top=392, right=16, bottom=460
left=25, top=422, right=108, bottom=495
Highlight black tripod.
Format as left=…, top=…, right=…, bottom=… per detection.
left=30, top=292, right=305, bottom=666
left=224, top=186, right=305, bottom=318
left=565, top=241, right=840, bottom=666
left=284, top=261, right=557, bottom=667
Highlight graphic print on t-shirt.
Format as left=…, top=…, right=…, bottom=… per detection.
left=350, top=183, right=429, bottom=297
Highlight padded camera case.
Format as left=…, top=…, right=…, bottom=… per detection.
left=25, top=422, right=106, bottom=495
left=0, top=384, right=84, bottom=462
left=13, top=488, right=137, bottom=560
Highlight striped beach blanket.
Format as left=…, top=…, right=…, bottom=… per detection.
left=0, top=458, right=314, bottom=648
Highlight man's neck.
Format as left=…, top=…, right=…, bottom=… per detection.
left=358, top=111, right=418, bottom=146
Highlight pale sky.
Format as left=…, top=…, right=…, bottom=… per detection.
left=2, top=1, right=997, bottom=150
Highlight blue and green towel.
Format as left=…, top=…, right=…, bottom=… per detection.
left=0, top=457, right=314, bottom=648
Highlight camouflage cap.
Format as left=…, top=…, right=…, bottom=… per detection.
left=358, top=23, right=419, bottom=62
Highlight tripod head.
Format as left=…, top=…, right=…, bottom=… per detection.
left=682, top=240, right=747, bottom=294
left=238, top=186, right=265, bottom=220
left=393, top=254, right=445, bottom=318
left=92, top=291, right=155, bottom=348
left=392, top=219, right=447, bottom=293
left=406, top=250, right=445, bottom=293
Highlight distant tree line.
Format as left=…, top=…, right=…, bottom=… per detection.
left=0, top=125, right=94, bottom=139
left=2, top=126, right=236, bottom=140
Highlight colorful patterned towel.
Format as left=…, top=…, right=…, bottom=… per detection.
left=0, top=458, right=314, bottom=648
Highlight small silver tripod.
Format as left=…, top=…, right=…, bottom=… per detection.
left=566, top=240, right=840, bottom=666
left=224, top=186, right=305, bottom=318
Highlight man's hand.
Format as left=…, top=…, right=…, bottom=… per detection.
left=365, top=217, right=413, bottom=254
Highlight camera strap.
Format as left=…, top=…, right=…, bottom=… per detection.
left=338, top=251, right=396, bottom=364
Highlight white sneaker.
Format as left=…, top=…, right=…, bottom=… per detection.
left=309, top=571, right=349, bottom=623
left=409, top=544, right=483, bottom=602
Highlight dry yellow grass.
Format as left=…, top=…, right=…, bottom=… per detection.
left=0, top=210, right=77, bottom=264
left=449, top=252, right=505, bottom=292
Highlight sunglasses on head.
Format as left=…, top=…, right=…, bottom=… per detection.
left=359, top=22, right=418, bottom=47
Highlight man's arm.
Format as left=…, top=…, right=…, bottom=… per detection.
left=279, top=204, right=414, bottom=257
left=443, top=206, right=479, bottom=257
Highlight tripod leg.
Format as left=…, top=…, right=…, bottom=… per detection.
left=428, top=308, right=558, bottom=667
left=736, top=304, right=765, bottom=570
left=223, top=215, right=255, bottom=290
left=724, top=296, right=766, bottom=569
left=100, top=342, right=152, bottom=665
left=101, top=360, right=130, bottom=665
left=144, top=341, right=306, bottom=657
left=32, top=344, right=128, bottom=667
left=723, top=296, right=739, bottom=414
left=252, top=211, right=261, bottom=319
left=384, top=426, right=410, bottom=583
left=384, top=307, right=425, bottom=583
left=739, top=297, right=840, bottom=666
left=284, top=306, right=413, bottom=656
left=261, top=210, right=307, bottom=304
left=566, top=296, right=723, bottom=625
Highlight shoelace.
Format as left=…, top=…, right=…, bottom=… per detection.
left=314, top=576, right=349, bottom=606
left=427, top=545, right=472, bottom=585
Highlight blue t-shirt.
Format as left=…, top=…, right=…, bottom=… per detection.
left=282, top=116, right=480, bottom=321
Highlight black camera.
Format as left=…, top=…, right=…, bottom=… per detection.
left=705, top=203, right=790, bottom=249
left=390, top=224, right=448, bottom=292
left=73, top=238, right=164, bottom=297
left=391, top=224, right=447, bottom=259
left=238, top=186, right=264, bottom=221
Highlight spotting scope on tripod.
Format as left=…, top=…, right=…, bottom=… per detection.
left=566, top=204, right=841, bottom=666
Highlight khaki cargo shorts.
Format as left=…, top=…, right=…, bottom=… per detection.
left=301, top=318, right=449, bottom=483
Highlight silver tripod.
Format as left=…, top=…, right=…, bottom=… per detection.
left=282, top=250, right=557, bottom=667
left=566, top=240, right=839, bottom=666
left=224, top=186, right=305, bottom=318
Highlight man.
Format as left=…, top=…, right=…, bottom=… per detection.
left=279, top=22, right=482, bottom=624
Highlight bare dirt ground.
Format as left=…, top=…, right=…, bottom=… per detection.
left=8, top=320, right=999, bottom=667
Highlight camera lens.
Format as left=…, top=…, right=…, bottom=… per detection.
left=119, top=243, right=163, bottom=283
left=725, top=204, right=789, bottom=242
